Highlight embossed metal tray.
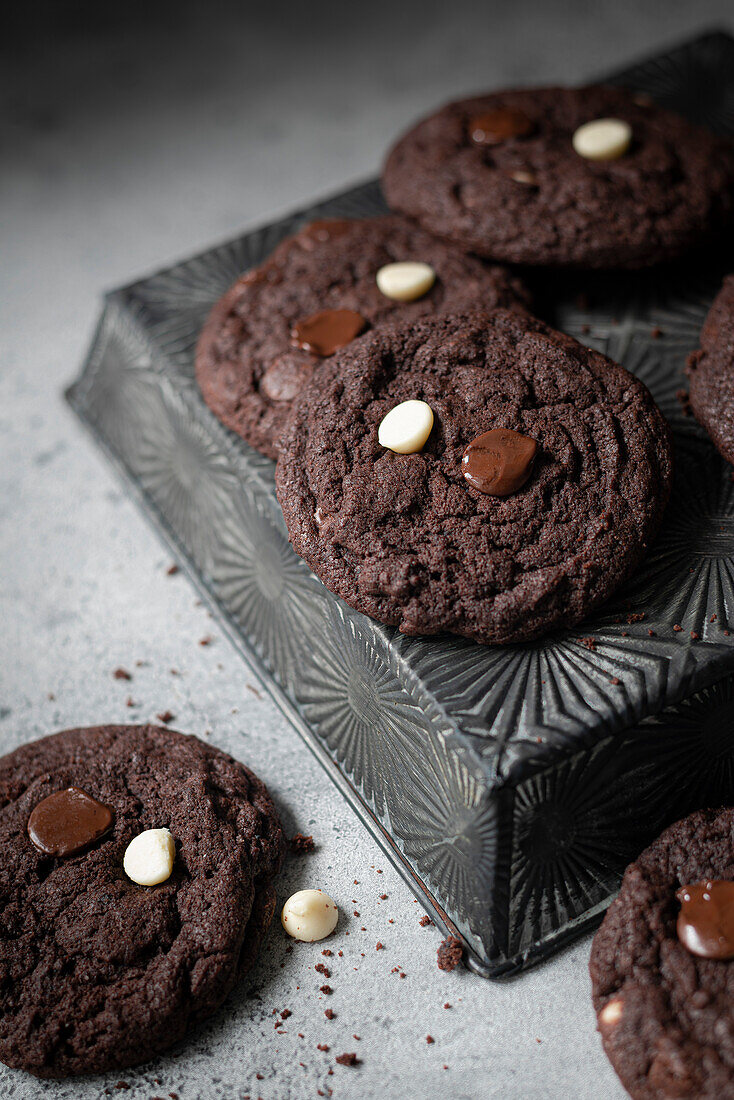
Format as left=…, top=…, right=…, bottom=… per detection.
left=67, top=31, right=734, bottom=976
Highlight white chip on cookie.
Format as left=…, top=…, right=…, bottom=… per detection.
left=572, top=118, right=632, bottom=161
left=378, top=400, right=434, bottom=454
left=376, top=261, right=436, bottom=302
left=281, top=889, right=338, bottom=942
left=123, top=827, right=176, bottom=886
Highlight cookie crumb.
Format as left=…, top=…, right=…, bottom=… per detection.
left=113, top=668, right=132, bottom=681
left=166, top=563, right=179, bottom=575
left=156, top=711, right=175, bottom=724
left=335, top=1053, right=360, bottom=1067
left=376, top=942, right=384, bottom=951
left=317, top=1043, right=329, bottom=1051
left=320, top=985, right=333, bottom=995
left=437, top=936, right=463, bottom=972
left=426, top=1035, right=435, bottom=1044
left=580, top=636, right=596, bottom=651
left=290, top=833, right=315, bottom=854
left=315, top=963, right=331, bottom=977
left=419, top=914, right=432, bottom=927
left=673, top=624, right=682, bottom=632
left=199, top=635, right=213, bottom=646
left=325, top=1008, right=335, bottom=1020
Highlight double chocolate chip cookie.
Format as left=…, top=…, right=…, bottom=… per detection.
left=383, top=84, right=734, bottom=268
left=687, top=275, right=734, bottom=463
left=195, top=215, right=528, bottom=459
left=275, top=309, right=672, bottom=645
left=0, top=724, right=285, bottom=1078
left=591, top=807, right=734, bottom=1099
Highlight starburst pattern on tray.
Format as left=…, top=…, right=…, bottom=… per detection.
left=297, top=601, right=451, bottom=818
left=211, top=490, right=326, bottom=689
left=134, top=381, right=240, bottom=570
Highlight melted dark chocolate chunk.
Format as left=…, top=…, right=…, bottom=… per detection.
left=461, top=428, right=537, bottom=496
left=291, top=309, right=366, bottom=357
left=676, top=880, right=734, bottom=959
left=470, top=108, right=534, bottom=145
left=28, top=787, right=114, bottom=857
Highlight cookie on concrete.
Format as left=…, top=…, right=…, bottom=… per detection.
left=275, top=309, right=672, bottom=645
left=0, top=724, right=285, bottom=1077
left=687, top=275, right=734, bottom=463
left=195, top=215, right=529, bottom=459
left=382, top=84, right=734, bottom=268
left=590, top=807, right=734, bottom=1100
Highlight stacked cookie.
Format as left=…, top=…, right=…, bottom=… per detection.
left=196, top=83, right=734, bottom=647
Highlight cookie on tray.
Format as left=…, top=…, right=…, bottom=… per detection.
left=0, top=724, right=285, bottom=1078
left=195, top=215, right=529, bottom=459
left=687, top=275, right=734, bottom=463
left=275, top=309, right=672, bottom=645
left=382, top=84, right=734, bottom=268
left=590, top=807, right=734, bottom=1100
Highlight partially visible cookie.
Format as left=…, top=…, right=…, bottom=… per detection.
left=687, top=275, right=734, bottom=463
left=275, top=309, right=672, bottom=645
left=382, top=84, right=734, bottom=268
left=0, top=725, right=285, bottom=1078
left=195, top=215, right=529, bottom=459
left=590, top=807, right=734, bottom=1100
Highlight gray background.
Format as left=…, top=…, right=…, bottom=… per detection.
left=2, top=2, right=732, bottom=1097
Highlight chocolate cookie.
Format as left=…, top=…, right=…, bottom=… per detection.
left=687, top=275, right=734, bottom=463
left=0, top=724, right=285, bottom=1078
left=382, top=85, right=734, bottom=268
left=275, top=310, right=672, bottom=645
left=195, top=215, right=529, bottom=459
left=590, top=807, right=734, bottom=1099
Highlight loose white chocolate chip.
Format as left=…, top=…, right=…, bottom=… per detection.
left=376, top=261, right=436, bottom=302
left=123, top=827, right=176, bottom=886
left=572, top=118, right=632, bottom=161
left=281, top=889, right=338, bottom=942
left=599, top=998, right=624, bottom=1030
left=378, top=400, right=434, bottom=454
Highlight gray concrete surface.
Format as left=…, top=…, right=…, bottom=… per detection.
left=2, top=2, right=732, bottom=1096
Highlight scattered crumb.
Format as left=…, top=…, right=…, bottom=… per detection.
left=113, top=668, right=132, bottom=681
left=353, top=911, right=360, bottom=917
left=376, top=942, right=384, bottom=951
left=437, top=936, right=463, bottom=972
left=626, top=612, right=645, bottom=624
left=125, top=697, right=136, bottom=708
left=690, top=631, right=700, bottom=640
left=246, top=683, right=261, bottom=698
left=325, top=1009, right=335, bottom=1020
left=711, top=614, right=718, bottom=622
left=580, top=636, right=596, bottom=651
left=673, top=624, right=682, bottom=633
left=335, top=1053, right=360, bottom=1067
left=419, top=915, right=432, bottom=927
left=379, top=894, right=388, bottom=900
left=156, top=711, right=175, bottom=724
left=426, top=1035, right=435, bottom=1044
left=610, top=677, right=620, bottom=685
left=650, top=326, right=663, bottom=339
left=290, top=833, right=315, bottom=854
left=315, top=963, right=330, bottom=978
left=320, top=985, right=333, bottom=995
left=443, top=1003, right=451, bottom=1009
left=199, top=635, right=213, bottom=646
left=321, top=949, right=332, bottom=957
left=280, top=1009, right=291, bottom=1020
left=317, top=1043, right=329, bottom=1052
left=166, top=563, right=179, bottom=575
left=676, top=389, right=692, bottom=417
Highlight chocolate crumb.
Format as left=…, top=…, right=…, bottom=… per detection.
left=626, top=612, right=645, bottom=623
left=676, top=388, right=692, bottom=417
left=156, top=711, right=175, bottom=724
left=673, top=624, right=682, bottom=632
left=651, top=326, right=663, bottom=339
left=419, top=915, right=432, bottom=927
left=317, top=1043, right=329, bottom=1051
left=113, top=668, right=132, bottom=681
left=199, top=635, right=213, bottom=646
left=443, top=1002, right=451, bottom=1009
left=321, top=949, right=332, bottom=957
left=290, top=833, right=315, bottom=854
left=379, top=893, right=388, bottom=900
left=246, top=683, right=261, bottom=698
left=610, top=677, right=620, bottom=685
left=437, top=936, right=463, bottom=972
left=315, top=963, right=331, bottom=977
left=281, top=1009, right=291, bottom=1020
left=580, top=636, right=596, bottom=651
left=690, top=631, right=700, bottom=640
left=166, top=563, right=179, bottom=575
left=335, top=1053, right=360, bottom=1067
left=376, top=942, right=384, bottom=951
left=320, top=985, right=333, bottom=995
left=711, top=614, right=718, bottom=622
left=325, top=1008, right=335, bottom=1020
left=426, top=1035, right=435, bottom=1044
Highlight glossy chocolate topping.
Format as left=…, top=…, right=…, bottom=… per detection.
left=470, top=108, right=535, bottom=146
left=291, top=309, right=366, bottom=357
left=461, top=428, right=538, bottom=496
left=676, top=880, right=734, bottom=960
left=28, top=787, right=114, bottom=858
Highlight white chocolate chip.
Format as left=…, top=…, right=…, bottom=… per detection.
left=378, top=400, right=434, bottom=454
left=572, top=118, right=632, bottom=161
left=376, top=261, right=436, bottom=302
left=599, top=998, right=624, bottom=1030
left=281, top=889, right=338, bottom=942
left=123, top=827, right=176, bottom=886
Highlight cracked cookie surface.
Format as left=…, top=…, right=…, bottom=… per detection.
left=195, top=215, right=528, bottom=459
left=590, top=808, right=734, bottom=1100
left=275, top=309, right=672, bottom=645
left=382, top=84, right=734, bottom=268
left=0, top=724, right=285, bottom=1077
left=687, top=275, right=734, bottom=463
